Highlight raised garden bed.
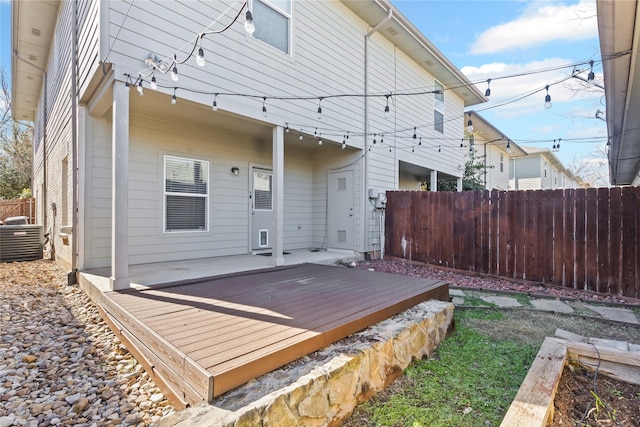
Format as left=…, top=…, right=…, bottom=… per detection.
left=501, top=335, right=640, bottom=426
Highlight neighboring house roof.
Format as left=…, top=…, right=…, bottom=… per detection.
left=341, top=0, right=486, bottom=107
left=596, top=0, right=640, bottom=185
left=464, top=110, right=527, bottom=156
left=11, top=0, right=60, bottom=121
left=12, top=0, right=486, bottom=122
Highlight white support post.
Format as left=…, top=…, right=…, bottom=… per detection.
left=110, top=82, right=130, bottom=289
left=272, top=126, right=285, bottom=266
left=430, top=170, right=438, bottom=192
left=457, top=177, right=463, bottom=192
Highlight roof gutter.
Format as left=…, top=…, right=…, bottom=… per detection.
left=364, top=7, right=392, bottom=257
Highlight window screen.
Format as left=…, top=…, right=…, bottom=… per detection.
left=164, top=156, right=209, bottom=232
left=252, top=0, right=291, bottom=54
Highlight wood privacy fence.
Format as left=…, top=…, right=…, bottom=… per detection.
left=385, top=188, right=640, bottom=299
left=0, top=198, right=36, bottom=224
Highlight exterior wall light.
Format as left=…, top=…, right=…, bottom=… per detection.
left=231, top=166, right=240, bottom=176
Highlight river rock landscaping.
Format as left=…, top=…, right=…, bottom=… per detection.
left=0, top=260, right=175, bottom=427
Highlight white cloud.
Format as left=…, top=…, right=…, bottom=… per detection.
left=470, top=0, right=598, bottom=55
left=462, top=57, right=602, bottom=119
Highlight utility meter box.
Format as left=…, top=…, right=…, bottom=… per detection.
left=375, top=193, right=387, bottom=208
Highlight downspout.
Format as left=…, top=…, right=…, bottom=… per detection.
left=69, top=0, right=79, bottom=285
left=13, top=52, right=48, bottom=243
left=364, top=7, right=392, bottom=258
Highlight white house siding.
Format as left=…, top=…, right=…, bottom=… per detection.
left=106, top=0, right=365, bottom=143
left=77, top=0, right=100, bottom=98
left=29, top=1, right=77, bottom=270
left=364, top=31, right=466, bottom=251
left=484, top=145, right=509, bottom=190
left=83, top=108, right=360, bottom=268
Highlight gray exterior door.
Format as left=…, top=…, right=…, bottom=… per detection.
left=328, top=170, right=354, bottom=250
left=251, top=168, right=273, bottom=251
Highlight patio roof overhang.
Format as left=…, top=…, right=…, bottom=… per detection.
left=597, top=0, right=640, bottom=185
left=11, top=0, right=60, bottom=122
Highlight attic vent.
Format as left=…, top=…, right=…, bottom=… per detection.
left=27, top=76, right=34, bottom=80
left=32, top=28, right=41, bottom=37
left=385, top=27, right=398, bottom=36
left=29, top=55, right=37, bottom=61
left=424, top=60, right=434, bottom=67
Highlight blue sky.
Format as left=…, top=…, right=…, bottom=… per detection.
left=392, top=0, right=606, bottom=169
left=0, top=0, right=605, bottom=170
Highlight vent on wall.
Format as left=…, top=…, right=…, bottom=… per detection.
left=32, top=28, right=41, bottom=37
left=0, top=225, right=43, bottom=262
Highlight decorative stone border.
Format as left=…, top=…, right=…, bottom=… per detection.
left=501, top=334, right=640, bottom=426
left=157, top=300, right=454, bottom=427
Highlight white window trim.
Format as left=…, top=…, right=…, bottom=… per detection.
left=249, top=0, right=293, bottom=56
left=163, top=155, right=210, bottom=233
left=433, top=80, right=445, bottom=133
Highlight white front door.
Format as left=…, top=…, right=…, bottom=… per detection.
left=251, top=167, right=273, bottom=251
left=328, top=170, right=354, bottom=250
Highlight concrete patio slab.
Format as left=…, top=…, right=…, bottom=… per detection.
left=449, top=289, right=465, bottom=297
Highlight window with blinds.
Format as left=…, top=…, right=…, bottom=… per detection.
left=253, top=171, right=273, bottom=211
left=164, top=155, right=209, bottom=232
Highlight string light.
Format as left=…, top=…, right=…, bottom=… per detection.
left=317, top=97, right=323, bottom=119
left=318, top=133, right=323, bottom=145
left=460, top=139, right=464, bottom=148
left=466, top=112, right=473, bottom=133
left=299, top=130, right=303, bottom=140
left=587, top=60, right=595, bottom=85
left=196, top=35, right=206, bottom=67
left=171, top=88, right=177, bottom=105
left=384, top=94, right=390, bottom=118
left=285, top=123, right=289, bottom=133
left=544, top=85, right=552, bottom=109
left=150, top=75, right=158, bottom=90
left=506, top=141, right=511, bottom=153
left=212, top=93, right=218, bottom=111
left=137, top=80, right=144, bottom=96
left=342, top=135, right=346, bottom=150
left=419, top=137, right=422, bottom=146
left=373, top=133, right=377, bottom=144
left=171, top=54, right=178, bottom=82
left=262, top=97, right=267, bottom=117
left=412, top=127, right=417, bottom=140
left=485, top=78, right=491, bottom=97
left=125, top=81, right=130, bottom=92
left=244, top=9, right=255, bottom=34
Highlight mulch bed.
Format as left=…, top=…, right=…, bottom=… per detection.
left=552, top=364, right=640, bottom=426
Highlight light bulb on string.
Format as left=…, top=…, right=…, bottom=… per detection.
left=299, top=131, right=304, bottom=141
left=438, top=145, right=441, bottom=153
left=342, top=135, right=346, bottom=150
left=150, top=75, right=158, bottom=90
left=460, top=139, right=464, bottom=148
left=125, top=81, right=130, bottom=92
left=171, top=88, right=177, bottom=105
left=411, top=146, right=415, bottom=153
left=317, top=98, right=323, bottom=119
left=212, top=94, right=218, bottom=111
left=245, top=10, right=255, bottom=35
left=485, top=78, right=491, bottom=97
left=196, top=47, right=205, bottom=67
left=506, top=141, right=511, bottom=154
left=587, top=60, right=595, bottom=86
left=418, top=137, right=422, bottom=146
left=372, top=133, right=377, bottom=144
left=262, top=97, right=267, bottom=117
left=318, top=133, right=323, bottom=145
left=466, top=112, right=473, bottom=133
left=171, top=66, right=179, bottom=82
left=384, top=94, right=390, bottom=119
left=544, top=85, right=552, bottom=109
left=412, top=127, right=417, bottom=140
left=285, top=123, right=289, bottom=133
left=137, top=80, right=144, bottom=96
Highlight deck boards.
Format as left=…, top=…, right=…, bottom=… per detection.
left=102, top=263, right=449, bottom=404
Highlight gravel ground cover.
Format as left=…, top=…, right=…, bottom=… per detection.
left=356, top=259, right=640, bottom=307
left=0, top=260, right=175, bottom=427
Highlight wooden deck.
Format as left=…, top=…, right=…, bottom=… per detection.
left=95, top=263, right=449, bottom=407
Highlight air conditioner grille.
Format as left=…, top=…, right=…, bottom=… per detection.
left=0, top=225, right=43, bottom=262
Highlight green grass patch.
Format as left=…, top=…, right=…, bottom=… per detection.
left=355, top=315, right=537, bottom=426
left=456, top=308, right=504, bottom=321
left=461, top=295, right=495, bottom=307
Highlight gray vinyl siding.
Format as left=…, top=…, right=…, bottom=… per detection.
left=484, top=145, right=509, bottom=190
left=77, top=0, right=100, bottom=97
left=106, top=0, right=365, bottom=141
